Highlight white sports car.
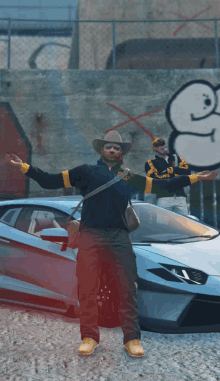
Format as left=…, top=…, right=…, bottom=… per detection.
left=0, top=196, right=219, bottom=333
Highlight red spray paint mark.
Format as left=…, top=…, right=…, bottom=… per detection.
left=104, top=103, right=162, bottom=142
left=170, top=5, right=213, bottom=37
left=170, top=11, right=213, bottom=33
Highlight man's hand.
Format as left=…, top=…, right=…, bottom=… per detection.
left=196, top=171, right=218, bottom=181
left=5, top=154, right=23, bottom=168
left=196, top=170, right=210, bottom=176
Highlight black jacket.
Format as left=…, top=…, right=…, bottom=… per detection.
left=145, top=154, right=191, bottom=198
left=21, top=159, right=197, bottom=231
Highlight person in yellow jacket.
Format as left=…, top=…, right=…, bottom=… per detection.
left=145, top=138, right=191, bottom=215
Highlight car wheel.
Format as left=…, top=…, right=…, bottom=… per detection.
left=97, top=262, right=120, bottom=328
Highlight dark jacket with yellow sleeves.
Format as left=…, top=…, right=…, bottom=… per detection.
left=145, top=154, right=191, bottom=198
left=20, top=159, right=197, bottom=231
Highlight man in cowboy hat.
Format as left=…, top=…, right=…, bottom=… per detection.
left=5, top=131, right=217, bottom=358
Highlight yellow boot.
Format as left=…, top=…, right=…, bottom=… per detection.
left=78, top=338, right=99, bottom=356
left=124, top=339, right=145, bottom=358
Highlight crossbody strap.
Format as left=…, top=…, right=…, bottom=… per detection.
left=67, top=168, right=129, bottom=222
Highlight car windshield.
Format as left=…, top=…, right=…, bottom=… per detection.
left=130, top=203, right=219, bottom=243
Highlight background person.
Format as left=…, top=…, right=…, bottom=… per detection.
left=145, top=137, right=191, bottom=215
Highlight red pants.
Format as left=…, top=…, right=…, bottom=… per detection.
left=76, top=227, right=141, bottom=344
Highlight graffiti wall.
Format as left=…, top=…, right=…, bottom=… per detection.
left=167, top=80, right=220, bottom=171
left=1, top=68, right=220, bottom=198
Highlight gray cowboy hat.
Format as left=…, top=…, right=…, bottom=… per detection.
left=92, top=131, right=132, bottom=155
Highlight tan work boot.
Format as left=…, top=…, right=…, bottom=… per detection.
left=124, top=339, right=145, bottom=358
left=78, top=338, right=99, bottom=356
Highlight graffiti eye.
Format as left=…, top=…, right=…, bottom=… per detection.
left=203, top=94, right=212, bottom=108
left=204, top=98, right=211, bottom=106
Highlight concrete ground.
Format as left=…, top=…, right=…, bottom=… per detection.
left=0, top=303, right=219, bottom=381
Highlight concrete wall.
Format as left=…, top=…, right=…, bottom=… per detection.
left=1, top=68, right=220, bottom=198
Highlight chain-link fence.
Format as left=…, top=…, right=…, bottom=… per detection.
left=0, top=18, right=220, bottom=70
left=79, top=21, right=113, bottom=70
left=112, top=19, right=217, bottom=70
left=0, top=18, right=73, bottom=70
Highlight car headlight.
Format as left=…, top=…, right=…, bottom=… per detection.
left=160, top=264, right=208, bottom=285
left=147, top=267, right=183, bottom=283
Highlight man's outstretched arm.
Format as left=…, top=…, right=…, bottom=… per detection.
left=5, top=153, right=85, bottom=190
left=125, top=169, right=217, bottom=194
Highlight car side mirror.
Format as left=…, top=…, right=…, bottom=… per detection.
left=40, top=228, right=68, bottom=251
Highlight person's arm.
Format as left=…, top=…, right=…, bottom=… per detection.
left=171, top=156, right=191, bottom=176
left=145, top=161, right=154, bottom=176
left=160, top=156, right=191, bottom=177
left=122, top=169, right=217, bottom=194
left=5, top=153, right=86, bottom=190
left=145, top=160, right=172, bottom=179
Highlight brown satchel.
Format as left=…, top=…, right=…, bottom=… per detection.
left=125, top=200, right=140, bottom=233
left=66, top=169, right=140, bottom=249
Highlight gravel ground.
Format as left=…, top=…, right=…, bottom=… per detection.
left=0, top=304, right=220, bottom=381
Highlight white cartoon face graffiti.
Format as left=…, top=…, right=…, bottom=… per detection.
left=167, top=80, right=220, bottom=171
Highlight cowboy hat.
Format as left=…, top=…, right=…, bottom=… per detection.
left=92, top=131, right=131, bottom=155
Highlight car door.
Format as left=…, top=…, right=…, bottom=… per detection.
left=0, top=205, right=23, bottom=277
left=0, top=205, right=78, bottom=308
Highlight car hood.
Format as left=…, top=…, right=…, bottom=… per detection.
left=135, top=235, right=220, bottom=276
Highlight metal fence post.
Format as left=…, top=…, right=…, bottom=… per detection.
left=212, top=179, right=218, bottom=228
left=39, top=0, right=42, bottom=20
left=112, top=19, right=116, bottom=70
left=7, top=18, right=11, bottom=69
left=68, top=5, right=72, bottom=21
left=199, top=181, right=204, bottom=222
left=214, top=18, right=219, bottom=69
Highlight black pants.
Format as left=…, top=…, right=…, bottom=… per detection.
left=76, top=227, right=141, bottom=345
